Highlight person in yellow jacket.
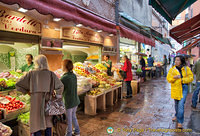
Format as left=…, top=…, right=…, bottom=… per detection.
left=167, top=55, right=193, bottom=129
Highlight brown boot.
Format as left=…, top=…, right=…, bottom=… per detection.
left=177, top=123, right=183, bottom=129
left=172, top=117, right=177, bottom=122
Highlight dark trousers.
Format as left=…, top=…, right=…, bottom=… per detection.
left=126, top=81, right=132, bottom=96
left=33, top=128, right=52, bottom=136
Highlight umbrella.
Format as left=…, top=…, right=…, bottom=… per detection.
left=177, top=54, right=196, bottom=58
left=134, top=52, right=147, bottom=56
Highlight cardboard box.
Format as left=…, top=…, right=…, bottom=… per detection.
left=131, top=80, right=140, bottom=95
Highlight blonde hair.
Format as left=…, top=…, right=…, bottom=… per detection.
left=34, top=55, right=49, bottom=70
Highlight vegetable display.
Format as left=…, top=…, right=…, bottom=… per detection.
left=0, top=96, right=25, bottom=112
left=17, top=112, right=30, bottom=125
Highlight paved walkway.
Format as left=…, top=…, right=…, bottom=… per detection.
left=77, top=77, right=200, bottom=136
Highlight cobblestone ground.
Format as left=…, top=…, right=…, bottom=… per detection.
left=77, top=77, right=200, bottom=136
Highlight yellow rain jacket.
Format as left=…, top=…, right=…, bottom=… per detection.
left=167, top=66, right=193, bottom=100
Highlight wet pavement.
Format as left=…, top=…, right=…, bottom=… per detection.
left=77, top=77, right=200, bottom=136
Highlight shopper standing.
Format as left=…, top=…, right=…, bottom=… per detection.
left=16, top=55, right=64, bottom=136
left=139, top=55, right=146, bottom=82
left=61, top=59, right=80, bottom=136
left=167, top=55, right=193, bottom=129
left=147, top=55, right=154, bottom=67
left=122, top=55, right=133, bottom=98
left=191, top=58, right=200, bottom=109
left=168, top=54, right=171, bottom=65
left=163, top=55, right=168, bottom=77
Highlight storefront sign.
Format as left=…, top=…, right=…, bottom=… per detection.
left=62, top=27, right=103, bottom=44
left=0, top=6, right=41, bottom=35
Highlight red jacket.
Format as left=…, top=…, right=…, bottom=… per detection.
left=122, top=59, right=133, bottom=81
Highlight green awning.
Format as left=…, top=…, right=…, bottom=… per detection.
left=149, top=0, right=197, bottom=24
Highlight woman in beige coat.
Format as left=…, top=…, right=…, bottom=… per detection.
left=16, top=55, right=64, bottom=136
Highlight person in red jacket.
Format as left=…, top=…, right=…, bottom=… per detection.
left=122, top=55, right=133, bottom=98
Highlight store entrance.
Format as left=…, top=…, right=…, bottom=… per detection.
left=0, top=31, right=40, bottom=72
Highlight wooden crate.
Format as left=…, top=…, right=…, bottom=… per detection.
left=112, top=86, right=122, bottom=104
left=105, top=89, right=113, bottom=107
left=84, top=93, right=106, bottom=115
left=18, top=121, right=30, bottom=136
left=131, top=80, right=140, bottom=95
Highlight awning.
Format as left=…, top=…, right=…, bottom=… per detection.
left=149, top=0, right=197, bottom=24
left=0, top=0, right=117, bottom=34
left=183, top=38, right=200, bottom=51
left=176, top=48, right=187, bottom=54
left=170, top=14, right=200, bottom=44
left=119, top=25, right=155, bottom=47
left=151, top=29, right=172, bottom=47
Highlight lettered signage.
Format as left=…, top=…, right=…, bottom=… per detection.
left=62, top=27, right=103, bottom=44
left=0, top=6, right=42, bottom=35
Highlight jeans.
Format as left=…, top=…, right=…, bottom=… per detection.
left=66, top=106, right=80, bottom=136
left=33, top=128, right=52, bottom=136
left=163, top=65, right=167, bottom=77
left=174, top=84, right=188, bottom=124
left=126, top=81, right=132, bottom=96
left=192, top=81, right=200, bottom=108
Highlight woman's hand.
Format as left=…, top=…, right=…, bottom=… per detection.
left=173, top=75, right=181, bottom=79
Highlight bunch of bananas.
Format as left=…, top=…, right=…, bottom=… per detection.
left=87, top=89, right=102, bottom=96
left=94, top=63, right=107, bottom=71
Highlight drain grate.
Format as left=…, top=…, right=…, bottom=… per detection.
left=120, top=107, right=140, bottom=115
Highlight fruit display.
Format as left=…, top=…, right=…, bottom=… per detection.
left=94, top=63, right=107, bottom=71
left=145, top=67, right=152, bottom=70
left=0, top=78, right=16, bottom=91
left=0, top=122, right=12, bottom=136
left=86, top=55, right=99, bottom=60
left=54, top=69, right=64, bottom=78
left=0, top=79, right=8, bottom=91
left=0, top=96, right=25, bottom=112
left=0, top=71, right=23, bottom=91
left=87, top=88, right=102, bottom=96
left=77, top=76, right=92, bottom=92
left=17, top=112, right=30, bottom=125
left=74, top=62, right=84, bottom=67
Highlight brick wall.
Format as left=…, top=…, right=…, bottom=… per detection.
left=66, top=0, right=115, bottom=21
left=191, top=47, right=200, bottom=62
left=189, top=0, right=200, bottom=18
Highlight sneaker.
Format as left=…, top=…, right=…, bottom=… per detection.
left=191, top=105, right=196, bottom=109
left=72, top=132, right=80, bottom=136
left=123, top=96, right=129, bottom=99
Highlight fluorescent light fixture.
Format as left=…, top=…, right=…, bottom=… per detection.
left=97, top=30, right=102, bottom=33
left=53, top=18, right=61, bottom=22
left=109, top=34, right=114, bottom=36
left=63, top=45, right=89, bottom=49
left=18, top=8, right=28, bottom=13
left=76, top=24, right=83, bottom=27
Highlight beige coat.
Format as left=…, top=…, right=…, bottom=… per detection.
left=16, top=69, right=64, bottom=133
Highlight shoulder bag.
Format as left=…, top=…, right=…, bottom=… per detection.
left=45, top=71, right=66, bottom=116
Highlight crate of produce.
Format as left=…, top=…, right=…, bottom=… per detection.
left=18, top=121, right=30, bottom=136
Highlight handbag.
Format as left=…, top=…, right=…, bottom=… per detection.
left=119, top=70, right=127, bottom=79
left=45, top=71, right=66, bottom=116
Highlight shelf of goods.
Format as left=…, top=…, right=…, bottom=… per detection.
left=0, top=92, right=30, bottom=123
left=0, top=71, right=30, bottom=123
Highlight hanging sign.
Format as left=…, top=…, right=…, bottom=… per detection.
left=62, top=27, right=103, bottom=44
left=0, top=6, right=42, bottom=35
